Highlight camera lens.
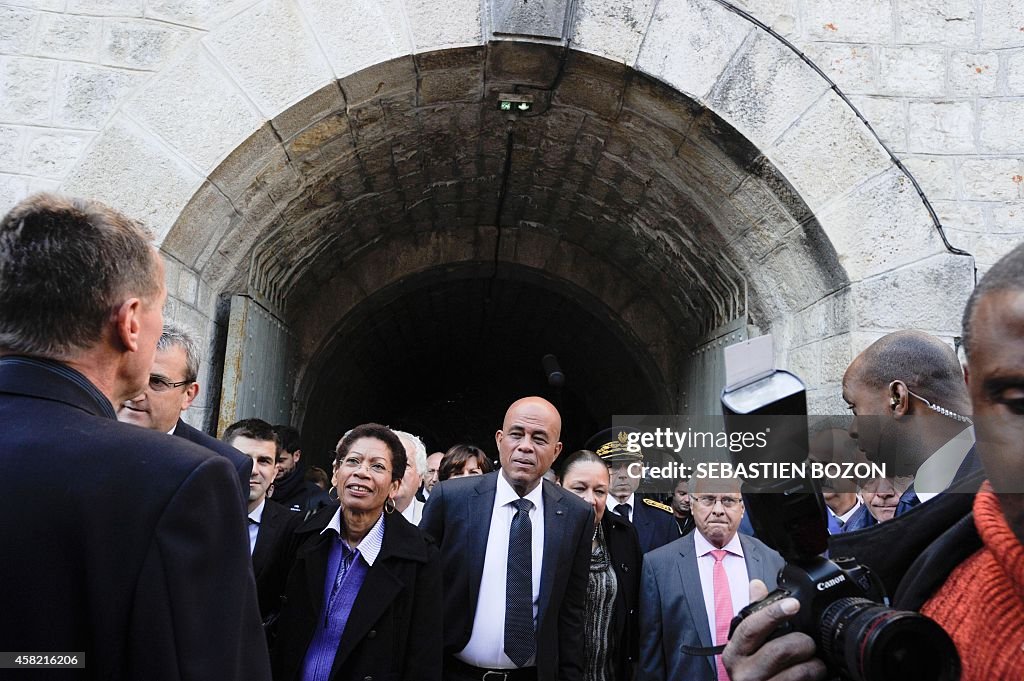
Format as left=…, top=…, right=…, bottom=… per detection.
left=820, top=597, right=960, bottom=681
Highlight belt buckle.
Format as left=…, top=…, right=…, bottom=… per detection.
left=482, top=672, right=508, bottom=681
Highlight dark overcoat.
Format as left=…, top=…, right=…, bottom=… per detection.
left=273, top=506, right=443, bottom=681
left=0, top=356, right=269, bottom=680
left=603, top=511, right=643, bottom=681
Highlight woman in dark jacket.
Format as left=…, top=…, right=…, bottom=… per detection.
left=272, top=423, right=442, bottom=681
left=560, top=449, right=643, bottom=681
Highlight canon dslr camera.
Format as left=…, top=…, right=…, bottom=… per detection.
left=721, top=369, right=960, bottom=681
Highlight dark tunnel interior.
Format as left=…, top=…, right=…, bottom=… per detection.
left=298, top=265, right=669, bottom=471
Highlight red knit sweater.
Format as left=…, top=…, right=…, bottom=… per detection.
left=921, top=482, right=1024, bottom=681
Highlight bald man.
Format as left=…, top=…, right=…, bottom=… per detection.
left=420, top=397, right=594, bottom=681
left=842, top=330, right=979, bottom=518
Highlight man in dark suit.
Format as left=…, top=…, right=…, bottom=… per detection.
left=420, top=396, right=595, bottom=681
left=0, top=193, right=269, bottom=680
left=271, top=424, right=332, bottom=517
left=842, top=330, right=979, bottom=515
left=671, top=477, right=697, bottom=536
left=638, top=475, right=784, bottom=681
left=809, top=426, right=868, bottom=534
left=118, top=322, right=252, bottom=504
left=596, top=434, right=680, bottom=553
left=722, top=248, right=1024, bottom=681
left=223, top=418, right=302, bottom=625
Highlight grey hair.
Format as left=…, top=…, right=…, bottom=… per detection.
left=157, top=322, right=201, bottom=382
left=393, top=430, right=428, bottom=476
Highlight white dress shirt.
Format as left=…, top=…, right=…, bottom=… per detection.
left=247, top=499, right=266, bottom=555
left=606, top=492, right=636, bottom=522
left=694, top=530, right=749, bottom=640
left=832, top=496, right=863, bottom=526
left=457, top=474, right=545, bottom=669
left=915, top=426, right=975, bottom=503
left=319, top=506, right=385, bottom=565
left=401, top=498, right=424, bottom=525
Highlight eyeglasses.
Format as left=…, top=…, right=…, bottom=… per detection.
left=336, top=455, right=391, bottom=476
left=148, top=375, right=193, bottom=392
left=690, top=494, right=742, bottom=509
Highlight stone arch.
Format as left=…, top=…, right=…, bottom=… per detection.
left=59, top=0, right=972, bottom=445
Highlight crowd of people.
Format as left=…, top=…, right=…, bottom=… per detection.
left=1, top=191, right=1021, bottom=681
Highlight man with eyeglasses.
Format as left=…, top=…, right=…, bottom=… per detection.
left=118, top=322, right=252, bottom=506
left=638, top=475, right=783, bottom=681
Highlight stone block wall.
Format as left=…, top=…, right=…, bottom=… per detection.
left=0, top=0, right=1019, bottom=420
left=731, top=0, right=1024, bottom=273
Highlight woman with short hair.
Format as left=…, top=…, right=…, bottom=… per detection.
left=273, top=423, right=442, bottom=681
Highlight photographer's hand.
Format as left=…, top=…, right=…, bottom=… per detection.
left=722, top=580, right=828, bottom=681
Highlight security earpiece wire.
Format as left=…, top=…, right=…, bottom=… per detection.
left=905, top=390, right=973, bottom=425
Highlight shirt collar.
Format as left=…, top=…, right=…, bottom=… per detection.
left=607, top=492, right=635, bottom=512
left=916, top=426, right=975, bottom=503
left=834, top=496, right=863, bottom=524
left=320, top=506, right=387, bottom=566
left=495, top=471, right=545, bottom=513
left=694, top=526, right=744, bottom=558
left=248, top=499, right=266, bottom=525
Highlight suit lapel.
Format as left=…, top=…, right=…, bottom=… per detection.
left=633, top=503, right=651, bottom=548
left=465, top=475, right=497, bottom=614
left=299, top=532, right=332, bottom=616
left=330, top=553, right=405, bottom=676
left=252, top=504, right=282, bottom=577
left=677, top=534, right=716, bottom=676
left=741, top=535, right=766, bottom=584
left=538, top=481, right=565, bottom=621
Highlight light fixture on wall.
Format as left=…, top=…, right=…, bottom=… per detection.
left=498, top=92, right=534, bottom=112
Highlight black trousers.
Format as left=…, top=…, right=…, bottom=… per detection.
left=443, top=656, right=538, bottom=681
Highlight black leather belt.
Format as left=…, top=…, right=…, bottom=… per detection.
left=445, top=656, right=537, bottom=681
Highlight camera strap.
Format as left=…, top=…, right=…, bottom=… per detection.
left=680, top=644, right=726, bottom=657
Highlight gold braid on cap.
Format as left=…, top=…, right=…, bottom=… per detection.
left=596, top=431, right=641, bottom=460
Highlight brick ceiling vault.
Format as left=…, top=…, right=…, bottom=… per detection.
left=162, top=43, right=847, bottom=453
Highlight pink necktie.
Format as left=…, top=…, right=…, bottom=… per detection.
left=710, top=549, right=733, bottom=681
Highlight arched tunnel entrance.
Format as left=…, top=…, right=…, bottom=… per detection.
left=156, top=42, right=876, bottom=466
left=299, top=262, right=670, bottom=463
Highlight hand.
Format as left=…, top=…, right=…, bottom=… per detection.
left=722, top=579, right=828, bottom=681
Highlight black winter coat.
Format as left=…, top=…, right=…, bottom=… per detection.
left=272, top=506, right=443, bottom=681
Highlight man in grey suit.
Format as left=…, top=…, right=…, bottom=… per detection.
left=638, top=475, right=784, bottom=681
left=420, top=396, right=595, bottom=681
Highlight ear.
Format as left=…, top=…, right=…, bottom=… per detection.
left=389, top=478, right=402, bottom=497
left=180, top=382, right=199, bottom=411
left=963, top=364, right=970, bottom=387
left=495, top=429, right=504, bottom=448
left=114, top=297, right=144, bottom=352
left=293, top=449, right=302, bottom=463
left=552, top=441, right=563, bottom=460
left=888, top=381, right=910, bottom=418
